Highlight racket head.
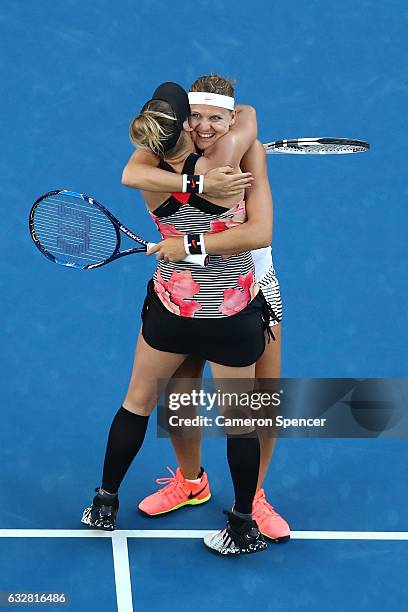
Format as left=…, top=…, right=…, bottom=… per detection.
left=29, top=190, right=143, bottom=270
left=264, top=138, right=370, bottom=155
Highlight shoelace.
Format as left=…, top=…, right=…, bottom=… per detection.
left=155, top=466, right=183, bottom=496
left=254, top=495, right=280, bottom=519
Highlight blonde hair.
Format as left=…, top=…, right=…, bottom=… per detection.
left=129, top=100, right=177, bottom=156
left=189, top=74, right=236, bottom=97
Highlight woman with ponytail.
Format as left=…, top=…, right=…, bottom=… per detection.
left=124, top=75, right=289, bottom=546
left=82, top=81, right=274, bottom=556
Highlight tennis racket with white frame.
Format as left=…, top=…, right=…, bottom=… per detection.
left=263, top=137, right=369, bottom=154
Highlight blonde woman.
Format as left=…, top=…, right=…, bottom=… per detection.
left=82, top=81, right=272, bottom=555
left=124, top=75, right=288, bottom=544
left=125, top=75, right=289, bottom=545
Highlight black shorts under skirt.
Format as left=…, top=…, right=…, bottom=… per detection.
left=141, top=279, right=271, bottom=367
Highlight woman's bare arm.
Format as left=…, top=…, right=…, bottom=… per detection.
left=121, top=148, right=253, bottom=197
left=122, top=149, right=181, bottom=191
left=149, top=140, right=273, bottom=261
left=205, top=139, right=272, bottom=252
left=123, top=104, right=257, bottom=193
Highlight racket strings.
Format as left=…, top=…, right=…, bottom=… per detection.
left=265, top=138, right=369, bottom=154
left=41, top=198, right=116, bottom=230
left=46, top=195, right=150, bottom=248
left=276, top=144, right=367, bottom=154
left=33, top=235, right=112, bottom=261
left=32, top=230, right=113, bottom=260
left=34, top=211, right=116, bottom=246
left=34, top=214, right=117, bottom=244
left=32, top=195, right=118, bottom=265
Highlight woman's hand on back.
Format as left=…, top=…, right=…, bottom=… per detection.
left=204, top=167, right=254, bottom=198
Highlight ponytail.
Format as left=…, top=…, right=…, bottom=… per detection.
left=129, top=100, right=177, bottom=156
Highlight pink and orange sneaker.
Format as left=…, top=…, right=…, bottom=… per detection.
left=252, top=488, right=290, bottom=543
left=138, top=467, right=211, bottom=516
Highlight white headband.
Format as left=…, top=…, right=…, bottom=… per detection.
left=188, top=91, right=235, bottom=110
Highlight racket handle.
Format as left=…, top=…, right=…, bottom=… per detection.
left=147, top=243, right=209, bottom=267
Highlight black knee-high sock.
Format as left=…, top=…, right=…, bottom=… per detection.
left=101, top=406, right=149, bottom=494
left=227, top=434, right=260, bottom=515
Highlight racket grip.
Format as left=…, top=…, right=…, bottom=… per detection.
left=146, top=242, right=209, bottom=267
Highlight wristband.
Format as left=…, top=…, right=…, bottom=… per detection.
left=184, top=233, right=206, bottom=255
left=148, top=242, right=208, bottom=267
left=182, top=174, right=204, bottom=194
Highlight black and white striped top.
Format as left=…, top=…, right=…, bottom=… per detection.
left=149, top=153, right=258, bottom=319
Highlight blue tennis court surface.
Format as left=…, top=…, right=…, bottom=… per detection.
left=1, top=0, right=407, bottom=610
left=131, top=537, right=408, bottom=611
left=0, top=538, right=116, bottom=608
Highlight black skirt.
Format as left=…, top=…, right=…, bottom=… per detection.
left=141, top=279, right=272, bottom=367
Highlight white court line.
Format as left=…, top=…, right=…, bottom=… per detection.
left=112, top=533, right=133, bottom=612
left=1, top=529, right=408, bottom=540
left=1, top=529, right=407, bottom=612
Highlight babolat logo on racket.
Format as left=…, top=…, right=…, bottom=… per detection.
left=57, top=203, right=91, bottom=255
left=57, top=223, right=89, bottom=240
left=57, top=203, right=91, bottom=227
left=56, top=236, right=90, bottom=255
